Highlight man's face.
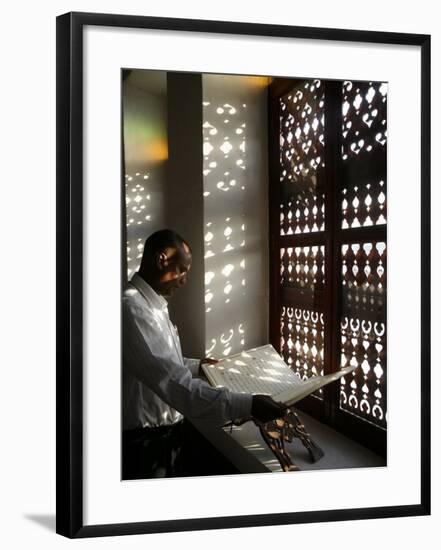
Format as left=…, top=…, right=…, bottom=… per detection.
left=156, top=243, right=192, bottom=297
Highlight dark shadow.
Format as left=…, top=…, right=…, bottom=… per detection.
left=24, top=514, right=55, bottom=532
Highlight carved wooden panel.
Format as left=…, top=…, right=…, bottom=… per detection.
left=341, top=242, right=386, bottom=319
left=281, top=306, right=324, bottom=397
left=272, top=78, right=387, bottom=441
left=342, top=81, right=387, bottom=160
left=340, top=242, right=387, bottom=427
left=342, top=179, right=386, bottom=229
left=341, top=81, right=387, bottom=229
left=279, top=80, right=325, bottom=235
left=280, top=245, right=325, bottom=290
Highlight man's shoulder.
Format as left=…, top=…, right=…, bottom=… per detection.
left=122, top=284, right=145, bottom=314
left=123, top=282, right=138, bottom=299
left=123, top=283, right=138, bottom=301
left=123, top=283, right=162, bottom=320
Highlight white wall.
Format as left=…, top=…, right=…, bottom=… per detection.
left=123, top=72, right=269, bottom=357
left=202, top=74, right=270, bottom=358
left=123, top=71, right=167, bottom=279
left=0, top=1, right=439, bottom=550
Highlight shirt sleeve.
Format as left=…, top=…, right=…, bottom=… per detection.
left=183, top=357, right=201, bottom=377
left=123, top=300, right=252, bottom=426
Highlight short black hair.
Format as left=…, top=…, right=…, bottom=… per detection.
left=140, top=229, right=191, bottom=269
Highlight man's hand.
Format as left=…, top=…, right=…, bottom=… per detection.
left=199, top=357, right=219, bottom=368
left=198, top=357, right=218, bottom=378
left=251, top=395, right=287, bottom=423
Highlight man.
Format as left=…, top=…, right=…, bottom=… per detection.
left=122, top=229, right=285, bottom=479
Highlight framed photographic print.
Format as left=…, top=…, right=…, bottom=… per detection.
left=56, top=11, right=431, bottom=538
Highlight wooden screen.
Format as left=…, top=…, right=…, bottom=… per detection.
left=269, top=78, right=387, bottom=455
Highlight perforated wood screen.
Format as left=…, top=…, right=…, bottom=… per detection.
left=279, top=80, right=325, bottom=235
left=270, top=78, right=387, bottom=449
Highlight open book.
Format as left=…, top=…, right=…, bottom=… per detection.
left=201, top=344, right=357, bottom=407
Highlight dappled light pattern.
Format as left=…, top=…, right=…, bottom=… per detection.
left=202, top=99, right=248, bottom=358
left=340, top=242, right=387, bottom=427
left=125, top=172, right=152, bottom=278
left=279, top=80, right=325, bottom=235
left=204, top=345, right=303, bottom=395
left=341, top=81, right=387, bottom=228
left=123, top=72, right=167, bottom=281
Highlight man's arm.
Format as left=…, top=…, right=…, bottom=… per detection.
left=251, top=395, right=287, bottom=423
left=123, top=302, right=252, bottom=425
left=183, top=357, right=218, bottom=378
left=185, top=356, right=286, bottom=423
left=182, top=357, right=200, bottom=377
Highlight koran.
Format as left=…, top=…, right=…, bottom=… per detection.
left=202, top=344, right=357, bottom=407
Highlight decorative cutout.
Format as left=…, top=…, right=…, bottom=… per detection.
left=341, top=81, right=387, bottom=229
left=341, top=242, right=386, bottom=319
left=281, top=306, right=324, bottom=397
left=279, top=80, right=325, bottom=235
left=280, top=246, right=325, bottom=290
left=342, top=180, right=386, bottom=228
left=341, top=81, right=387, bottom=160
left=274, top=79, right=387, bottom=434
left=340, top=242, right=387, bottom=427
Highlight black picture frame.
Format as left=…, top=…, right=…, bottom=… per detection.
left=56, top=11, right=431, bottom=538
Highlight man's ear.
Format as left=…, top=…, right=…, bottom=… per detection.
left=156, top=251, right=168, bottom=270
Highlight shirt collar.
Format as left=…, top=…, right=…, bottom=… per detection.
left=130, top=272, right=169, bottom=311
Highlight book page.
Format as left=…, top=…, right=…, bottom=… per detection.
left=202, top=344, right=357, bottom=405
left=203, top=344, right=303, bottom=396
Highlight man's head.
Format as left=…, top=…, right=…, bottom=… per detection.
left=138, top=229, right=192, bottom=297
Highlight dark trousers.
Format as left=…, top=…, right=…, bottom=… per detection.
left=122, top=419, right=238, bottom=480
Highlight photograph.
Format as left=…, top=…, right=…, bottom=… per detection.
left=2, top=0, right=437, bottom=547
left=121, top=69, right=388, bottom=480
left=55, top=11, right=430, bottom=537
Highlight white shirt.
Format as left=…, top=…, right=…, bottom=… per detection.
left=122, top=273, right=252, bottom=429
